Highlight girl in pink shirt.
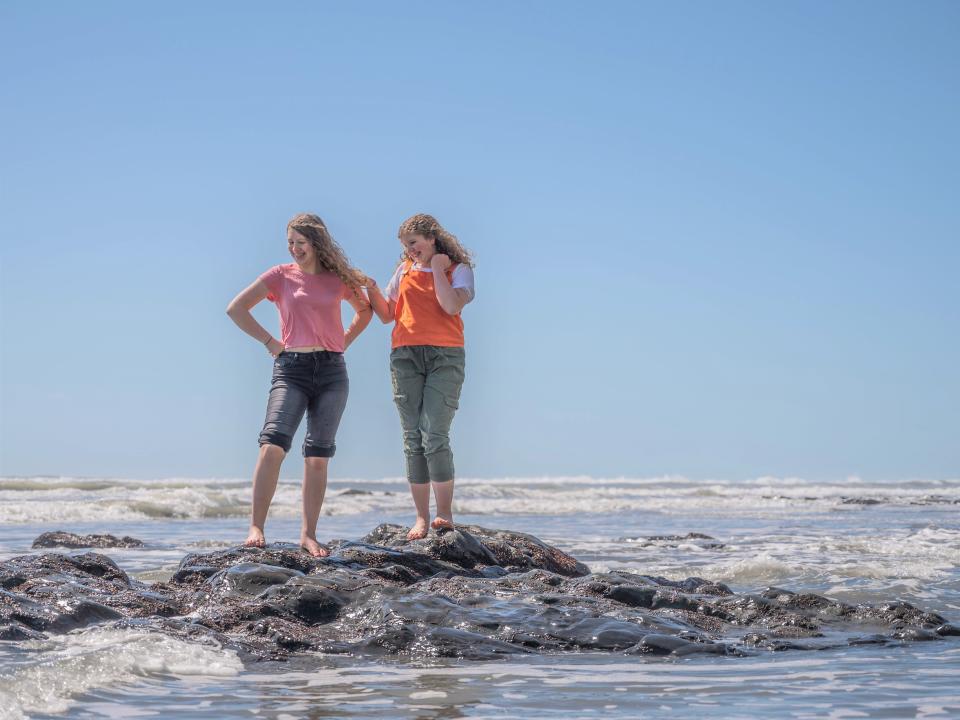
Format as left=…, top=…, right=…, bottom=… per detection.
left=227, top=213, right=372, bottom=557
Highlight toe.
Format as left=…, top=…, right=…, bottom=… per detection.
left=301, top=541, right=329, bottom=558
left=407, top=525, right=428, bottom=541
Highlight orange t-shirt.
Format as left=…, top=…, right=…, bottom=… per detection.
left=391, top=261, right=465, bottom=348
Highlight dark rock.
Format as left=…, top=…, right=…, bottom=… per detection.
left=363, top=524, right=590, bottom=577
left=48, top=600, right=125, bottom=632
left=614, top=572, right=732, bottom=597
left=261, top=575, right=360, bottom=625
left=1, top=552, right=131, bottom=590
left=607, top=585, right=657, bottom=608
left=0, top=525, right=956, bottom=664
left=174, top=545, right=324, bottom=579
left=32, top=531, right=146, bottom=549
left=168, top=565, right=220, bottom=585
left=0, top=621, right=47, bottom=641
left=206, top=563, right=305, bottom=598
left=629, top=633, right=729, bottom=656
left=893, top=628, right=941, bottom=642
left=0, top=587, right=122, bottom=633
left=910, top=495, right=960, bottom=505
left=621, top=533, right=726, bottom=550
left=416, top=627, right=528, bottom=659
left=432, top=529, right=499, bottom=569
left=334, top=540, right=475, bottom=582
left=848, top=634, right=890, bottom=646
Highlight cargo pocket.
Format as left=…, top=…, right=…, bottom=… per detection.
left=390, top=370, right=406, bottom=405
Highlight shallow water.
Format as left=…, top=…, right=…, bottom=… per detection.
left=1, top=476, right=958, bottom=718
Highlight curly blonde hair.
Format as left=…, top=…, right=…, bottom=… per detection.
left=398, top=214, right=474, bottom=268
left=287, top=213, right=366, bottom=288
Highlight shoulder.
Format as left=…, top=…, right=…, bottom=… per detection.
left=259, top=264, right=289, bottom=283
left=450, top=264, right=475, bottom=301
left=451, top=263, right=474, bottom=282
left=266, top=263, right=297, bottom=276
left=384, top=263, right=406, bottom=300
left=390, top=261, right=412, bottom=280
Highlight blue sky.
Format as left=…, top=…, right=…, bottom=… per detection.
left=1, top=1, right=957, bottom=481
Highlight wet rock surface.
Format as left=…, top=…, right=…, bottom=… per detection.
left=1, top=524, right=955, bottom=662
left=31, top=531, right=146, bottom=549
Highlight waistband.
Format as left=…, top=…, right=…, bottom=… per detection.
left=279, top=349, right=343, bottom=357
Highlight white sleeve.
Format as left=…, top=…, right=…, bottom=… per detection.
left=451, top=264, right=475, bottom=302
left=384, top=264, right=405, bottom=302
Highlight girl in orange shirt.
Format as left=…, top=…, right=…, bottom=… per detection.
left=367, top=214, right=476, bottom=539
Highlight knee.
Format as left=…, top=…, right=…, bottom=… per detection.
left=304, top=456, right=329, bottom=471
left=259, top=443, right=286, bottom=462
left=423, top=432, right=451, bottom=455
left=401, top=430, right=425, bottom=452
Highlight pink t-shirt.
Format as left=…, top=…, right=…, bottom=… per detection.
left=258, top=264, right=350, bottom=352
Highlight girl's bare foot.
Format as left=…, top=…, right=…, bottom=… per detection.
left=244, top=527, right=266, bottom=548
left=300, top=535, right=329, bottom=558
left=407, top=517, right=430, bottom=540
left=430, top=516, right=454, bottom=531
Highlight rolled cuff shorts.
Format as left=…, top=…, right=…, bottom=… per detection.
left=258, top=350, right=349, bottom=457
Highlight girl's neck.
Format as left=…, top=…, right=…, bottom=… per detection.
left=296, top=259, right=321, bottom=274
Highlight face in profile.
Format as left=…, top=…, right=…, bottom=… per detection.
left=401, top=233, right=436, bottom=265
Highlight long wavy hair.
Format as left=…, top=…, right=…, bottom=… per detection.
left=397, top=214, right=474, bottom=267
left=287, top=213, right=366, bottom=288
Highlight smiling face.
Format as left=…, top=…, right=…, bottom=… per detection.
left=401, top=233, right=437, bottom=265
left=287, top=228, right=317, bottom=270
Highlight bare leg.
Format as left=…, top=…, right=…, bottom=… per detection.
left=430, top=480, right=455, bottom=530
left=300, top=456, right=330, bottom=557
left=245, top=444, right=286, bottom=547
left=407, top=482, right=431, bottom=540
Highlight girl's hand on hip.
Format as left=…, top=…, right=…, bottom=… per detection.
left=266, top=338, right=285, bottom=358
left=431, top=254, right=451, bottom=272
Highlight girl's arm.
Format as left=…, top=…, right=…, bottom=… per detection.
left=366, top=279, right=395, bottom=324
left=344, top=287, right=373, bottom=349
left=430, top=255, right=471, bottom=315
left=227, top=280, right=284, bottom=357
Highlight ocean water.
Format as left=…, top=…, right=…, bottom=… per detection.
left=0, top=475, right=957, bottom=719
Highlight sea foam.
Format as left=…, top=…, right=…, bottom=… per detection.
left=0, top=627, right=242, bottom=720
left=1, top=475, right=957, bottom=524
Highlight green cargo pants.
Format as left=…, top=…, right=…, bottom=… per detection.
left=390, top=345, right=465, bottom=484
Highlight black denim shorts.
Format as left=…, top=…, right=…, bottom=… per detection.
left=258, top=351, right=349, bottom=457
